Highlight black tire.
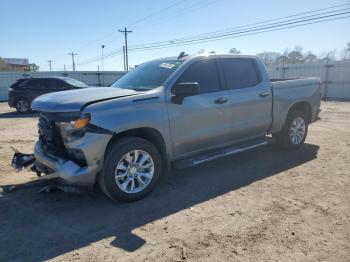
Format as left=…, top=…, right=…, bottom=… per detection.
left=15, top=98, right=31, bottom=113
left=273, top=110, right=308, bottom=150
left=99, top=137, right=162, bottom=202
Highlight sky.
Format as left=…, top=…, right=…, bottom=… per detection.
left=1, top=0, right=349, bottom=71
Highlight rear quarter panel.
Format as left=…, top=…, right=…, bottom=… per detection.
left=271, top=78, right=321, bottom=133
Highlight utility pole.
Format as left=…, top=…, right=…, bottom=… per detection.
left=119, top=27, right=132, bottom=72
left=97, top=65, right=101, bottom=86
left=47, top=60, right=53, bottom=72
left=282, top=56, right=286, bottom=79
left=101, top=45, right=105, bottom=86
left=101, top=45, right=105, bottom=72
left=122, top=45, right=126, bottom=71
left=324, top=53, right=331, bottom=98
left=68, top=52, right=78, bottom=71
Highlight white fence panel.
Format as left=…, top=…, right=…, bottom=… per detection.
left=0, top=73, right=20, bottom=101
left=266, top=60, right=350, bottom=99
left=1, top=62, right=350, bottom=101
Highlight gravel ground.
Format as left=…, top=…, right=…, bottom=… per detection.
left=0, top=101, right=349, bottom=262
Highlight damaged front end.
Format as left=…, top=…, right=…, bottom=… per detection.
left=37, top=111, right=89, bottom=166
left=11, top=147, right=44, bottom=181
left=11, top=147, right=36, bottom=173
left=10, top=111, right=112, bottom=191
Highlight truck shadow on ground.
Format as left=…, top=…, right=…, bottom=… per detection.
left=0, top=143, right=319, bottom=261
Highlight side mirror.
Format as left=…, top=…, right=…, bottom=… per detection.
left=171, top=82, right=199, bottom=104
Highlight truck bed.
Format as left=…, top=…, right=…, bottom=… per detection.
left=270, top=77, right=322, bottom=133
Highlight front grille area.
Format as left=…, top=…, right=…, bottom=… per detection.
left=38, top=113, right=67, bottom=157
left=37, top=113, right=87, bottom=167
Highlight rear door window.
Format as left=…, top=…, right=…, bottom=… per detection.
left=20, top=79, right=46, bottom=89
left=46, top=79, right=67, bottom=90
left=176, top=59, right=221, bottom=94
left=220, top=58, right=260, bottom=89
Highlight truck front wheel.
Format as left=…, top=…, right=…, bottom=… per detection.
left=99, top=137, right=162, bottom=202
left=273, top=110, right=308, bottom=150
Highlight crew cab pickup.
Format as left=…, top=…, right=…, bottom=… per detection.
left=25, top=54, right=321, bottom=201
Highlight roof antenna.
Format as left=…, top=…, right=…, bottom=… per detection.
left=177, top=51, right=188, bottom=59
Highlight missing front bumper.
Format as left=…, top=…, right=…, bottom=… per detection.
left=9, top=144, right=99, bottom=187
left=33, top=142, right=98, bottom=186
left=11, top=147, right=37, bottom=172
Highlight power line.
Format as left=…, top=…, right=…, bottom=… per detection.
left=129, top=15, right=350, bottom=52
left=70, top=0, right=189, bottom=54
left=72, top=0, right=221, bottom=67
left=129, top=10, right=350, bottom=51
left=74, top=5, right=350, bottom=67
left=77, top=13, right=350, bottom=66
left=77, top=1, right=347, bottom=55
left=159, top=2, right=350, bottom=43
left=133, top=0, right=217, bottom=31
left=130, top=6, right=350, bottom=49
left=78, top=14, right=350, bottom=67
left=126, top=0, right=187, bottom=27
left=75, top=48, right=123, bottom=67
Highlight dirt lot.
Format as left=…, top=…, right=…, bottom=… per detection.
left=0, top=101, right=349, bottom=262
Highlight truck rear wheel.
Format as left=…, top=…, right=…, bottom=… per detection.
left=273, top=110, right=308, bottom=150
left=99, top=137, right=162, bottom=202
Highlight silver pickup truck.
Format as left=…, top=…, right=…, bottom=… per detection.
left=23, top=54, right=321, bottom=201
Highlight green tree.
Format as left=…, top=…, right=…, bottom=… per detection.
left=256, top=52, right=280, bottom=65
left=275, top=55, right=288, bottom=65
left=287, top=49, right=304, bottom=64
left=304, top=51, right=318, bottom=62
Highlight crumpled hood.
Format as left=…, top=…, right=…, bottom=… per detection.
left=31, top=87, right=138, bottom=112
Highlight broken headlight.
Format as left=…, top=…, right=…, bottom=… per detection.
left=57, top=113, right=90, bottom=143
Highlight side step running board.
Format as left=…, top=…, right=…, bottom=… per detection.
left=173, top=137, right=274, bottom=169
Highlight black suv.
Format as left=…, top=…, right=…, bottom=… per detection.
left=8, top=77, right=89, bottom=113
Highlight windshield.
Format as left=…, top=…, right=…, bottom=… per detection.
left=63, top=78, right=89, bottom=88
left=111, top=59, right=183, bottom=90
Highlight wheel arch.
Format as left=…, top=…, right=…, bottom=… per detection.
left=15, top=96, right=27, bottom=103
left=105, top=127, right=168, bottom=164
left=287, top=101, right=312, bottom=123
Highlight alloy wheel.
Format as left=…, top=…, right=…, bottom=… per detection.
left=289, top=116, right=306, bottom=145
left=17, top=100, right=29, bottom=112
left=114, top=150, right=154, bottom=194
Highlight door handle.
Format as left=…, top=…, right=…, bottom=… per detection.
left=214, top=97, right=228, bottom=104
left=259, top=92, right=270, bottom=98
